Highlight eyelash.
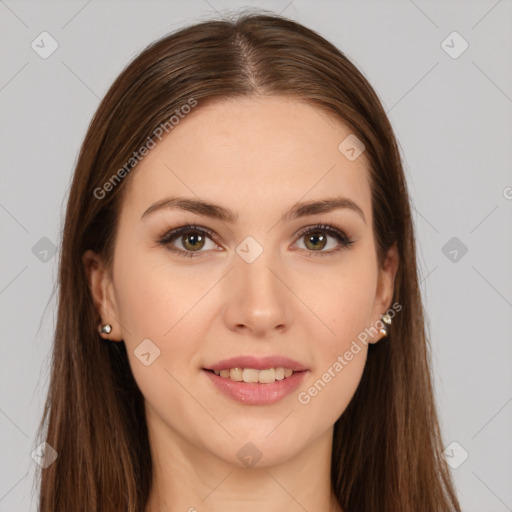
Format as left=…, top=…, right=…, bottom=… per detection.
left=157, top=223, right=355, bottom=259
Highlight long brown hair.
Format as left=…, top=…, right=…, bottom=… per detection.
left=34, top=10, right=461, bottom=511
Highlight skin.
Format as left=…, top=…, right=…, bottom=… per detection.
left=83, top=95, right=399, bottom=512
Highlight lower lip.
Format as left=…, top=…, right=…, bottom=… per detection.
left=202, top=369, right=309, bottom=405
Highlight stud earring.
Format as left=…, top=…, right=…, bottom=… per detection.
left=379, top=313, right=392, bottom=337
left=99, top=323, right=112, bottom=335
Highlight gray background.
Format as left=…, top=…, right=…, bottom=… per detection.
left=1, top=0, right=511, bottom=510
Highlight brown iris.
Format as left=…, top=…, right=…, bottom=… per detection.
left=304, top=231, right=327, bottom=251
left=181, top=232, right=206, bottom=251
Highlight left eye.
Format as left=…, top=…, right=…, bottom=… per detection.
left=294, top=224, right=354, bottom=255
left=157, top=223, right=354, bottom=258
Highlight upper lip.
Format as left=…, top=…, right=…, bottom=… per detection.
left=204, top=355, right=309, bottom=372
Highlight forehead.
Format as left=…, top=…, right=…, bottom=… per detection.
left=120, top=95, right=372, bottom=224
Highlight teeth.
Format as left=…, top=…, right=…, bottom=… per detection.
left=242, top=368, right=259, bottom=383
left=229, top=368, right=243, bottom=381
left=258, top=368, right=275, bottom=384
left=211, top=367, right=296, bottom=383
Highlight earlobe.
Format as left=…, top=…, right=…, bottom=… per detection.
left=82, top=250, right=122, bottom=342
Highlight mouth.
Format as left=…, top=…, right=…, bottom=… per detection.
left=202, top=355, right=309, bottom=405
left=202, top=359, right=309, bottom=405
left=203, top=367, right=299, bottom=384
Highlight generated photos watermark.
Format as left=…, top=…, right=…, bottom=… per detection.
left=93, top=97, right=198, bottom=200
left=297, top=301, right=402, bottom=405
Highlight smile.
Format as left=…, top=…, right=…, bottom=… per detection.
left=208, top=367, right=295, bottom=384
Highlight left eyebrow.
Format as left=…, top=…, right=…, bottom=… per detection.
left=140, top=196, right=366, bottom=225
left=283, top=197, right=366, bottom=224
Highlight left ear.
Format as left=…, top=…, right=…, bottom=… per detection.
left=369, top=241, right=399, bottom=344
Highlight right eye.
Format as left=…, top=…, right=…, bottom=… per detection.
left=157, top=224, right=219, bottom=258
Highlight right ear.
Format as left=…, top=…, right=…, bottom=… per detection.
left=82, top=249, right=123, bottom=342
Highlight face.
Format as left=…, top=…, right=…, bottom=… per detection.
left=84, top=95, right=398, bottom=468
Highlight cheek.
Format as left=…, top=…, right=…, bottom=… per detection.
left=113, top=243, right=212, bottom=341
left=111, top=253, right=212, bottom=431
left=295, top=253, right=376, bottom=422
left=308, top=255, right=378, bottom=346
left=297, top=277, right=372, bottom=424
left=111, top=246, right=217, bottom=411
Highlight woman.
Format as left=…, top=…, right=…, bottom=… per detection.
left=35, top=11, right=461, bottom=512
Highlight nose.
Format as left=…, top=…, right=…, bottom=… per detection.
left=222, top=250, right=291, bottom=337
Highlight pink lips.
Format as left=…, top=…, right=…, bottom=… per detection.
left=202, top=354, right=310, bottom=406
left=203, top=369, right=308, bottom=405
